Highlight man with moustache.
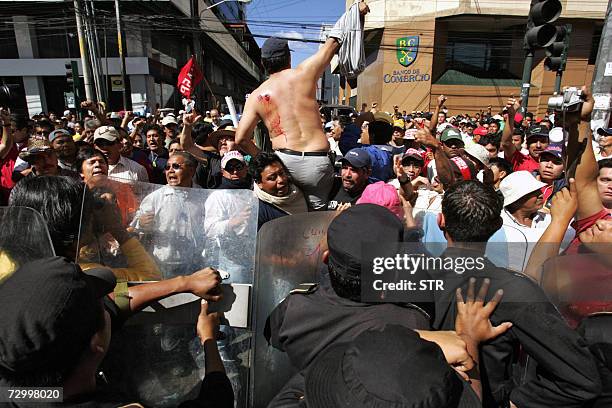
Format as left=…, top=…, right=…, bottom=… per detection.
left=327, top=148, right=371, bottom=210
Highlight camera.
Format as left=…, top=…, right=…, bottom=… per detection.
left=547, top=87, right=583, bottom=113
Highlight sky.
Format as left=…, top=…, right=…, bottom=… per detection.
left=245, top=0, right=344, bottom=67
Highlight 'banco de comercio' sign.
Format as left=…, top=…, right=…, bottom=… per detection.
left=384, top=36, right=431, bottom=84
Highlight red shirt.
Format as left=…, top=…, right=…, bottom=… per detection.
left=541, top=184, right=554, bottom=203
left=565, top=209, right=611, bottom=255
left=510, top=150, right=539, bottom=172
left=559, top=209, right=612, bottom=327
left=0, top=144, right=18, bottom=205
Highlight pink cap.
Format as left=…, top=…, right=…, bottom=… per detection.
left=356, top=181, right=404, bottom=220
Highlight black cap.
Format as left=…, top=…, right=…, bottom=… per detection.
left=0, top=257, right=115, bottom=376
left=327, top=204, right=404, bottom=279
left=261, top=37, right=291, bottom=59
left=217, top=119, right=234, bottom=130
left=526, top=125, right=550, bottom=141
left=597, top=127, right=612, bottom=137
left=305, top=325, right=466, bottom=408
left=338, top=148, right=371, bottom=169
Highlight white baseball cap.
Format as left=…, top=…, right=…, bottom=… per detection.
left=220, top=150, right=245, bottom=169
left=93, top=125, right=120, bottom=143
left=161, top=115, right=178, bottom=126
left=499, top=171, right=546, bottom=207
left=464, top=143, right=490, bottom=166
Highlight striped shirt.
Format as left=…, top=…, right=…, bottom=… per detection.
left=108, top=155, right=149, bottom=183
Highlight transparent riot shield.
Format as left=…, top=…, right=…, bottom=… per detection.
left=541, top=253, right=612, bottom=328
left=0, top=206, right=55, bottom=277
left=251, top=211, right=337, bottom=408
left=78, top=180, right=258, bottom=282
left=77, top=180, right=258, bottom=407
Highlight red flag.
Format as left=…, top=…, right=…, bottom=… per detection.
left=177, top=56, right=204, bottom=99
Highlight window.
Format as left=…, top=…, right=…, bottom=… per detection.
left=211, top=61, right=223, bottom=86
left=589, top=25, right=603, bottom=65
left=445, top=32, right=516, bottom=78
left=36, top=24, right=79, bottom=58
left=211, top=1, right=243, bottom=22
left=225, top=72, right=234, bottom=91
left=0, top=28, right=18, bottom=59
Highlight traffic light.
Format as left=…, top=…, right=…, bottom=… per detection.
left=64, top=61, right=81, bottom=111
left=544, top=24, right=571, bottom=71
left=65, top=62, right=74, bottom=88
left=524, top=0, right=562, bottom=49
left=65, top=61, right=80, bottom=90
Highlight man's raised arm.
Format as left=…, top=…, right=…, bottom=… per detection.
left=428, top=95, right=447, bottom=134
left=180, top=112, right=209, bottom=161
left=297, top=38, right=341, bottom=82
left=571, top=87, right=602, bottom=220
left=500, top=98, right=519, bottom=159
left=235, top=94, right=262, bottom=157
left=416, top=128, right=456, bottom=188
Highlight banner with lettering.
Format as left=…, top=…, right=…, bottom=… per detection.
left=177, top=56, right=203, bottom=99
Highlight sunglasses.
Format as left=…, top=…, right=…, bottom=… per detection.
left=164, top=163, right=184, bottom=171
left=225, top=162, right=245, bottom=172
left=443, top=141, right=464, bottom=148
left=94, top=139, right=117, bottom=147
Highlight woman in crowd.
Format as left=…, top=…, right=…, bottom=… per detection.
left=251, top=152, right=308, bottom=230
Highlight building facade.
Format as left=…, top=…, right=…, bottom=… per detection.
left=0, top=0, right=262, bottom=117
left=344, top=0, right=607, bottom=116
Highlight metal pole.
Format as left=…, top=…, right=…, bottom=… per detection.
left=554, top=70, right=563, bottom=94
left=73, top=0, right=95, bottom=100
left=114, top=0, right=129, bottom=110
left=520, top=50, right=534, bottom=115
left=83, top=0, right=101, bottom=102
left=592, top=0, right=612, bottom=131
left=192, top=0, right=204, bottom=106
left=88, top=0, right=107, bottom=102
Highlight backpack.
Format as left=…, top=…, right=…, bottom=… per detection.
left=362, top=145, right=394, bottom=182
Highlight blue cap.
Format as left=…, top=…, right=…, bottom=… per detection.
left=339, top=148, right=371, bottom=168
left=49, top=129, right=71, bottom=143
left=539, top=145, right=563, bottom=161
left=261, top=37, right=292, bottom=59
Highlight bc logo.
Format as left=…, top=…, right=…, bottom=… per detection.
left=397, top=36, right=419, bottom=67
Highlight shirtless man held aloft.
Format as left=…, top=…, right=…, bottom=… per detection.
left=235, top=1, right=369, bottom=210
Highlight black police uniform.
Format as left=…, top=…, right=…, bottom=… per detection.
left=432, top=247, right=601, bottom=408
left=264, top=269, right=431, bottom=371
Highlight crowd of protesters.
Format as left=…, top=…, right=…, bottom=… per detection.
left=1, top=1, right=612, bottom=406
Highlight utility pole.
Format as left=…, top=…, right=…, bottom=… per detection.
left=114, top=0, right=129, bottom=110
left=83, top=0, right=102, bottom=102
left=87, top=0, right=107, bottom=101
left=73, top=0, right=95, bottom=100
left=592, top=0, right=612, bottom=131
left=192, top=0, right=204, bottom=106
